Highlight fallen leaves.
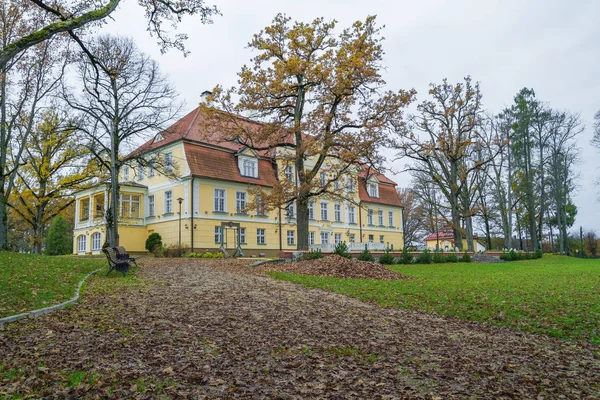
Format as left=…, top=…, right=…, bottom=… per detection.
left=0, top=259, right=598, bottom=399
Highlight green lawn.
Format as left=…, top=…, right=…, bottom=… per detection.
left=269, top=255, right=600, bottom=344
left=0, top=252, right=106, bottom=318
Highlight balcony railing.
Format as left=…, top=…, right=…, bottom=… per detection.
left=75, top=215, right=145, bottom=229
left=309, top=242, right=386, bottom=252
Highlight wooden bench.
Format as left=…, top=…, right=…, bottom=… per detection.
left=102, top=247, right=131, bottom=277
left=116, top=246, right=138, bottom=267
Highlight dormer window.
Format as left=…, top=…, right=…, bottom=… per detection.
left=154, top=133, right=164, bottom=143
left=284, top=165, right=295, bottom=182
left=367, top=182, right=379, bottom=198
left=242, top=159, right=257, bottom=178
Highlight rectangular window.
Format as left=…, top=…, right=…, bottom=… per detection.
left=256, top=195, right=266, bottom=216
left=309, top=231, right=315, bottom=245
left=349, top=233, right=355, bottom=243
left=257, top=228, right=265, bottom=244
left=92, top=232, right=101, bottom=251
left=308, top=201, right=315, bottom=220
left=77, top=235, right=86, bottom=253
left=320, top=232, right=329, bottom=245
left=378, top=210, right=384, bottom=226
left=388, top=211, right=394, bottom=227
left=320, top=202, right=328, bottom=221
left=368, top=209, right=374, bottom=225
left=346, top=176, right=355, bottom=192
left=287, top=230, right=295, bottom=246
left=367, top=182, right=379, bottom=198
left=320, top=172, right=327, bottom=187
left=123, top=166, right=129, bottom=181
left=380, top=235, right=385, bottom=244
left=164, top=152, right=173, bottom=173
left=148, top=195, right=155, bottom=217
left=348, top=206, right=356, bottom=224
left=242, top=159, right=257, bottom=177
left=148, top=161, right=154, bottom=177
left=120, top=194, right=140, bottom=218
left=285, top=165, right=294, bottom=182
left=137, top=164, right=144, bottom=180
left=80, top=198, right=90, bottom=221
left=164, top=190, right=172, bottom=214
left=334, top=233, right=342, bottom=245
left=334, top=203, right=342, bottom=222
left=285, top=202, right=296, bottom=219
left=214, top=189, right=226, bottom=212
left=236, top=192, right=247, bottom=213
left=334, top=179, right=340, bottom=190
left=215, top=226, right=222, bottom=243
left=368, top=234, right=374, bottom=243
left=239, top=228, right=246, bottom=244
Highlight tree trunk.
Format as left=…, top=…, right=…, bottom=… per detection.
left=465, top=214, right=474, bottom=252
left=0, top=71, right=7, bottom=249
left=296, top=194, right=309, bottom=251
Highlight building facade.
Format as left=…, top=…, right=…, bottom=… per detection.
left=73, top=107, right=405, bottom=257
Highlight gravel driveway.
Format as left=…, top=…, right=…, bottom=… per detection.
left=1, top=259, right=598, bottom=399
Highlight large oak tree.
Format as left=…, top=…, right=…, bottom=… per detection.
left=207, top=15, right=414, bottom=250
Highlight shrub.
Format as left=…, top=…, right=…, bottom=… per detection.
left=416, top=249, right=432, bottom=264
left=378, top=249, right=396, bottom=265
left=432, top=251, right=446, bottom=264
left=399, top=248, right=414, bottom=264
left=334, top=241, right=352, bottom=259
left=145, top=233, right=163, bottom=256
left=358, top=248, right=375, bottom=262
left=162, top=244, right=190, bottom=258
left=535, top=249, right=543, bottom=259
left=460, top=252, right=472, bottom=263
left=44, top=216, right=72, bottom=255
left=446, top=253, right=458, bottom=263
left=304, top=249, right=324, bottom=260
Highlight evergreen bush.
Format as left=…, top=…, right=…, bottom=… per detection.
left=432, top=251, right=446, bottom=263
left=399, top=248, right=414, bottom=264
left=378, top=249, right=396, bottom=264
left=358, top=248, right=375, bottom=262
left=304, top=248, right=324, bottom=260
left=145, top=232, right=163, bottom=257
left=44, top=216, right=72, bottom=255
left=334, top=241, right=352, bottom=259
left=446, top=253, right=458, bottom=263
left=460, top=252, right=472, bottom=263
left=416, top=249, right=432, bottom=264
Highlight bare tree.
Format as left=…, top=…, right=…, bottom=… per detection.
left=64, top=35, right=180, bottom=246
left=584, top=230, right=598, bottom=258
left=0, top=0, right=219, bottom=69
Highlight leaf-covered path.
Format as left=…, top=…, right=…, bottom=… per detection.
left=1, top=260, right=599, bottom=398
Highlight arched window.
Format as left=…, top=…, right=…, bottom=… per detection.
left=77, top=235, right=87, bottom=254
left=91, top=232, right=102, bottom=253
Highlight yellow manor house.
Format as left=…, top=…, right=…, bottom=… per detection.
left=72, top=107, right=405, bottom=257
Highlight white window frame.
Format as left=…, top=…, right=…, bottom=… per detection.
left=77, top=235, right=86, bottom=253
left=320, top=172, right=327, bottom=187
left=367, top=182, right=379, bottom=198
left=137, top=163, right=144, bottom=180
left=308, top=201, right=315, bottom=220
left=214, top=189, right=226, bottom=212
left=320, top=201, right=328, bottom=221
left=334, top=233, right=342, bottom=245
left=164, top=152, right=173, bottom=173
left=320, top=231, right=329, bottom=245
left=368, top=234, right=374, bottom=243
left=236, top=191, right=247, bottom=213
left=388, top=211, right=394, bottom=227
left=120, top=193, right=141, bottom=218
left=239, top=227, right=246, bottom=244
left=287, top=230, right=295, bottom=246
left=241, top=157, right=258, bottom=178
left=309, top=231, right=315, bottom=245
left=284, top=165, right=295, bottom=182
left=164, top=190, right=173, bottom=214
left=346, top=176, right=355, bottom=192
left=123, top=166, right=129, bottom=181
left=215, top=226, right=222, bottom=243
left=286, top=202, right=296, bottom=219
left=349, top=233, right=356, bottom=243
left=348, top=206, right=356, bottom=224
left=368, top=209, right=374, bottom=225
left=148, top=161, right=155, bottom=177
left=378, top=210, right=384, bottom=226
left=334, top=203, right=342, bottom=222
left=91, top=232, right=101, bottom=252
left=257, top=228, right=265, bottom=245
left=380, top=235, right=385, bottom=244
left=148, top=195, right=155, bottom=217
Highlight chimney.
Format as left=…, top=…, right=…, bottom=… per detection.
left=200, top=90, right=212, bottom=104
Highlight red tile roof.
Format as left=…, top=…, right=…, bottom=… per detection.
left=359, top=183, right=403, bottom=207
left=184, top=144, right=277, bottom=187
left=424, top=228, right=455, bottom=242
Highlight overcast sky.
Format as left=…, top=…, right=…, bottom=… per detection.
left=107, top=0, right=600, bottom=232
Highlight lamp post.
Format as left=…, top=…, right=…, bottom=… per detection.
left=177, top=197, right=183, bottom=251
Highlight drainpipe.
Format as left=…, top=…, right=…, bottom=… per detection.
left=278, top=206, right=282, bottom=252
left=190, top=177, right=195, bottom=252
